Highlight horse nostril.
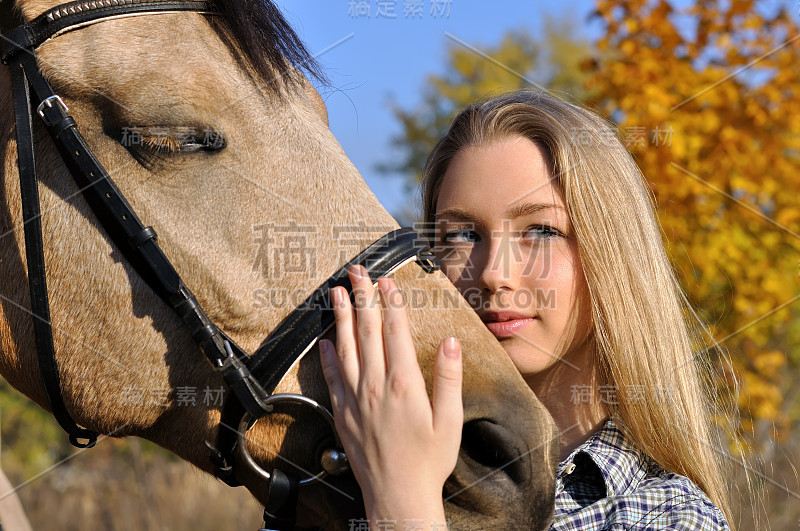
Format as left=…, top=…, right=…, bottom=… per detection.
left=460, top=419, right=530, bottom=485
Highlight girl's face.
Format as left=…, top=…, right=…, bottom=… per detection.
left=434, top=135, right=592, bottom=382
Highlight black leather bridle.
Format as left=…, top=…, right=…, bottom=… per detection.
left=0, top=1, right=439, bottom=528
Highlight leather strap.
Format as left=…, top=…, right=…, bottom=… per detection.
left=2, top=0, right=98, bottom=444
left=1, top=0, right=216, bottom=61
left=7, top=43, right=99, bottom=448
left=211, top=228, right=439, bottom=487
left=248, top=228, right=436, bottom=394
left=260, top=468, right=299, bottom=531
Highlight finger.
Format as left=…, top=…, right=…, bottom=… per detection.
left=349, top=265, right=387, bottom=382
left=377, top=278, right=421, bottom=379
left=319, top=338, right=363, bottom=457
left=319, top=339, right=344, bottom=412
left=432, top=338, right=464, bottom=438
left=331, top=285, right=360, bottom=393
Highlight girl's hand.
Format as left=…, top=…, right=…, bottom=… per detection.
left=319, top=265, right=463, bottom=526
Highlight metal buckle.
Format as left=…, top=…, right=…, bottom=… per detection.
left=237, top=394, right=348, bottom=487
left=37, top=95, right=69, bottom=126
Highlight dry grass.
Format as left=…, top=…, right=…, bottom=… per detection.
left=7, top=440, right=800, bottom=530
left=7, top=438, right=264, bottom=531
left=2, top=418, right=798, bottom=529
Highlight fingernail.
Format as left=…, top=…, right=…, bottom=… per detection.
left=350, top=265, right=362, bottom=280
left=377, top=277, right=390, bottom=292
left=331, top=287, right=342, bottom=307
left=443, top=337, right=460, bottom=359
left=319, top=339, right=333, bottom=358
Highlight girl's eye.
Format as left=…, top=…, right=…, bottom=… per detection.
left=523, top=225, right=562, bottom=240
left=443, top=229, right=480, bottom=244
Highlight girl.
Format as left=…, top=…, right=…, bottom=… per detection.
left=319, top=91, right=732, bottom=529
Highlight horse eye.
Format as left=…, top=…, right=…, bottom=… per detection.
left=119, top=127, right=226, bottom=154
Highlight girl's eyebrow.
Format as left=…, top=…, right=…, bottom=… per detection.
left=436, top=203, right=564, bottom=221
left=505, top=202, right=565, bottom=219
left=435, top=207, right=476, bottom=221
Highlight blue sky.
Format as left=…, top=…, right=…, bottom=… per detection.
left=274, top=0, right=602, bottom=219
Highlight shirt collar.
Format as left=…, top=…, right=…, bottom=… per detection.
left=557, top=418, right=650, bottom=497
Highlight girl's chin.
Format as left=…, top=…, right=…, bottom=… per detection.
left=502, top=345, right=564, bottom=380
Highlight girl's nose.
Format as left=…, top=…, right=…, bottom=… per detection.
left=477, top=234, right=523, bottom=294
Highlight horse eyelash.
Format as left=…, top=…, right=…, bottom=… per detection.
left=124, top=127, right=227, bottom=154
left=141, top=135, right=183, bottom=153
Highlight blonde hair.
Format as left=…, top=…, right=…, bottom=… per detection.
left=421, top=90, right=734, bottom=525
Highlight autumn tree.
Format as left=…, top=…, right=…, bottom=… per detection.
left=380, top=14, right=594, bottom=189
left=584, top=0, right=800, bottom=448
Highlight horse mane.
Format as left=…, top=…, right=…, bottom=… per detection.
left=211, top=0, right=325, bottom=91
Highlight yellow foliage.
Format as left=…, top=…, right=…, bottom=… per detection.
left=776, top=207, right=800, bottom=227
left=752, top=350, right=786, bottom=378
left=589, top=0, right=800, bottom=439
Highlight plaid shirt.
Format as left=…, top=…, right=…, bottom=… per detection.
left=550, top=419, right=729, bottom=530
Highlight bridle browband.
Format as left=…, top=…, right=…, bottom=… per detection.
left=0, top=1, right=439, bottom=529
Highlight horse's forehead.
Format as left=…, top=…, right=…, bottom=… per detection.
left=35, top=13, right=247, bottom=109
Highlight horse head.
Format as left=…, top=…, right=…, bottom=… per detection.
left=0, top=1, right=558, bottom=528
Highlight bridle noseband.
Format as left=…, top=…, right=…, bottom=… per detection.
left=0, top=1, right=439, bottom=529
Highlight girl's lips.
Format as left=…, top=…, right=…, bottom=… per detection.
left=484, top=318, right=535, bottom=338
